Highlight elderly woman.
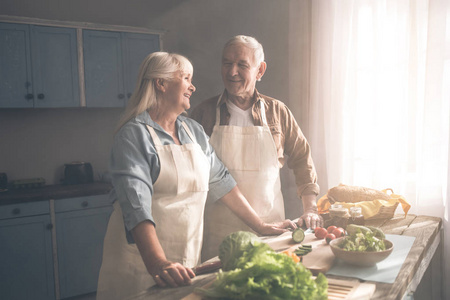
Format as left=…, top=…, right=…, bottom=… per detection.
left=191, top=35, right=322, bottom=261
left=96, top=52, right=295, bottom=300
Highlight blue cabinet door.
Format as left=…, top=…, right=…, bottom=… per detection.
left=31, top=25, right=80, bottom=108
left=0, top=23, right=80, bottom=108
left=122, top=32, right=160, bottom=99
left=0, top=22, right=33, bottom=108
left=83, top=30, right=125, bottom=108
left=0, top=214, right=55, bottom=300
left=55, top=203, right=113, bottom=298
left=83, top=30, right=160, bottom=107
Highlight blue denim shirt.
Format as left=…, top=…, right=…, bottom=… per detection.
left=109, top=111, right=236, bottom=236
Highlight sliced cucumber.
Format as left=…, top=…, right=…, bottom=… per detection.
left=292, top=228, right=305, bottom=243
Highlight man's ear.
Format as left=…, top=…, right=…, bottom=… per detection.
left=257, top=61, right=267, bottom=81
left=155, top=79, right=165, bottom=92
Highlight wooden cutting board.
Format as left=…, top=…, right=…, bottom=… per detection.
left=262, top=231, right=336, bottom=275
left=182, top=277, right=376, bottom=300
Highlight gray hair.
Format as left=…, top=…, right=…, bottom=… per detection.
left=223, top=35, right=265, bottom=66
left=116, top=52, right=193, bottom=132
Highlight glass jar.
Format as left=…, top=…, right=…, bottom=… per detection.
left=329, top=204, right=350, bottom=228
left=348, top=206, right=365, bottom=225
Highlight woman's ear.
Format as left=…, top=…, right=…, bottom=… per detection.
left=155, top=79, right=165, bottom=92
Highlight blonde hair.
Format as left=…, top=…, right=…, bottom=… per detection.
left=223, top=35, right=265, bottom=66
left=115, top=52, right=193, bottom=132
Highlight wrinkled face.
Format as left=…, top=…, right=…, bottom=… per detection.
left=162, top=70, right=196, bottom=113
left=221, top=44, right=263, bottom=100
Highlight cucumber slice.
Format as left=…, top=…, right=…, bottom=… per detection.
left=292, top=228, right=305, bottom=243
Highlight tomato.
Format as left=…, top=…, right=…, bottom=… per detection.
left=332, top=227, right=345, bottom=238
left=327, top=225, right=337, bottom=233
left=326, top=233, right=336, bottom=244
left=314, top=227, right=328, bottom=239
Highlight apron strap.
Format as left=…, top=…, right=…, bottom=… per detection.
left=214, top=93, right=224, bottom=127
left=147, top=123, right=197, bottom=145
left=259, top=99, right=268, bottom=127
left=146, top=125, right=162, bottom=146
left=216, top=93, right=269, bottom=127
left=181, top=122, right=197, bottom=143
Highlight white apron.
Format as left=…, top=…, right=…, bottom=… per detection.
left=97, top=122, right=210, bottom=300
left=202, top=95, right=285, bottom=261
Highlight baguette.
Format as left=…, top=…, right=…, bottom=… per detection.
left=327, top=184, right=390, bottom=204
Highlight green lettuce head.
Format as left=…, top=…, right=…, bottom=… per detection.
left=219, top=231, right=267, bottom=271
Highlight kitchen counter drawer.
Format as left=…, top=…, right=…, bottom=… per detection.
left=55, top=194, right=113, bottom=213
left=0, top=200, right=50, bottom=220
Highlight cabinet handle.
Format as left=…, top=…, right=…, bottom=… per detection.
left=12, top=208, right=21, bottom=215
left=118, top=94, right=125, bottom=99
left=25, top=93, right=34, bottom=100
left=37, top=93, right=45, bottom=100
left=46, top=223, right=54, bottom=230
left=81, top=201, right=89, bottom=208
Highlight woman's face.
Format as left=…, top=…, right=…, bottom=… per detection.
left=221, top=44, right=263, bottom=100
left=161, top=70, right=196, bottom=114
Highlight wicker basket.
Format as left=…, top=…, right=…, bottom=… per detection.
left=365, top=202, right=399, bottom=220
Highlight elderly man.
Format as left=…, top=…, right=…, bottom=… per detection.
left=191, top=35, right=322, bottom=260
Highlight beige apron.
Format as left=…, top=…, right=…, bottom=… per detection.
left=202, top=95, right=285, bottom=261
left=97, top=122, right=210, bottom=300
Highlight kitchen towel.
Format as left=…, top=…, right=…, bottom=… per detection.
left=326, top=234, right=415, bottom=283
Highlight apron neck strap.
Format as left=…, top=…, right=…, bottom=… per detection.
left=181, top=122, right=197, bottom=143
left=215, top=93, right=268, bottom=127
left=259, top=99, right=268, bottom=127
left=146, top=125, right=162, bottom=146
left=146, top=122, right=197, bottom=145
left=214, top=93, right=224, bottom=126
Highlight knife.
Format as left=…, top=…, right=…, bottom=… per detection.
left=193, top=260, right=222, bottom=275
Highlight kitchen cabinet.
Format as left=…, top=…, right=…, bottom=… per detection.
left=0, top=22, right=80, bottom=108
left=0, top=189, right=113, bottom=300
left=55, top=194, right=113, bottom=299
left=83, top=30, right=160, bottom=107
left=0, top=201, right=55, bottom=300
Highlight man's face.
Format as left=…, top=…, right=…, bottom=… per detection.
left=221, top=44, right=262, bottom=100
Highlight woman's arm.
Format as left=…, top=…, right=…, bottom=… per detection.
left=220, top=186, right=297, bottom=235
left=131, top=221, right=195, bottom=288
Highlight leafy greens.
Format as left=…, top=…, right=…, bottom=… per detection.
left=196, top=231, right=328, bottom=300
left=339, top=231, right=386, bottom=252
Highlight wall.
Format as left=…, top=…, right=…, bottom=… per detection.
left=0, top=0, right=302, bottom=217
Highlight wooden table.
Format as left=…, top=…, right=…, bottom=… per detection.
left=362, top=214, right=442, bottom=299
left=141, top=214, right=442, bottom=300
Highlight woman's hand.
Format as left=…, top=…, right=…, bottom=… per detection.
left=257, top=219, right=297, bottom=236
left=150, top=259, right=195, bottom=288
left=131, top=221, right=195, bottom=288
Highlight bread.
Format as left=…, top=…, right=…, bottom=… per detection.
left=327, top=184, right=391, bottom=203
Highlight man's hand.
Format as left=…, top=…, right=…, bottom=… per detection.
left=297, top=211, right=323, bottom=229
left=298, top=194, right=323, bottom=229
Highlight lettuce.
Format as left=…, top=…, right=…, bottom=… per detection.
left=196, top=231, right=328, bottom=300
left=340, top=231, right=386, bottom=252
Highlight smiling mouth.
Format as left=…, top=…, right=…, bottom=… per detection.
left=184, top=93, right=191, bottom=98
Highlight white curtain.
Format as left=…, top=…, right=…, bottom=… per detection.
left=290, top=0, right=450, bottom=298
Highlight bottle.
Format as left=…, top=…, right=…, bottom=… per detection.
left=348, top=206, right=365, bottom=225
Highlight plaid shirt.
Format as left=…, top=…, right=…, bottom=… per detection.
left=190, top=89, right=319, bottom=198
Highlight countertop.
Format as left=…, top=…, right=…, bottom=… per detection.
left=0, top=182, right=113, bottom=206
left=143, top=214, right=442, bottom=300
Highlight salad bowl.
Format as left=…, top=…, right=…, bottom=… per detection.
left=329, top=237, right=394, bottom=267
